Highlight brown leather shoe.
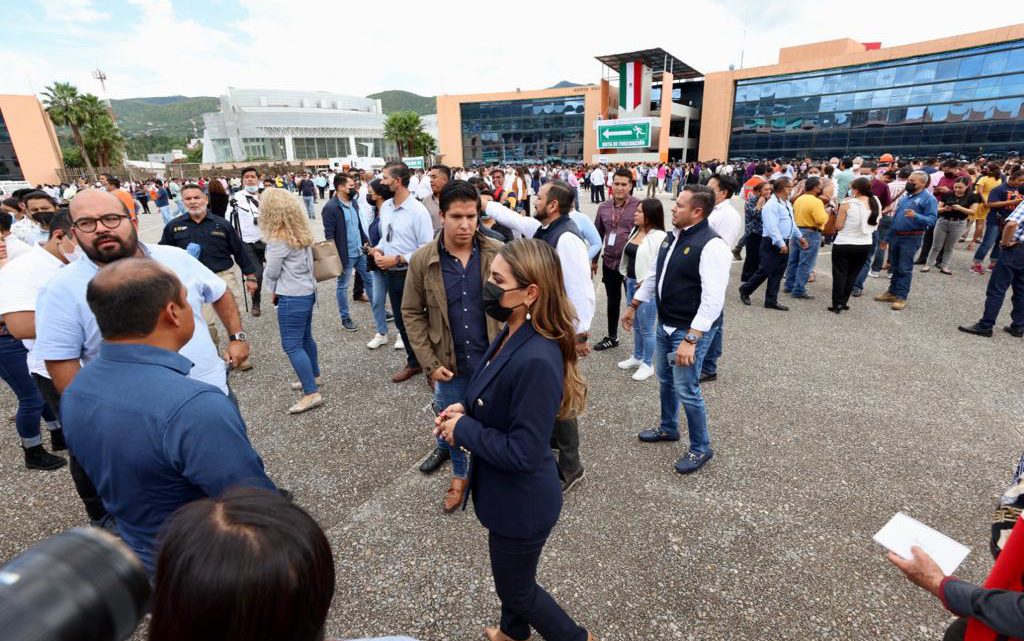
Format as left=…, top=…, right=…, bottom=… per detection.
left=483, top=627, right=525, bottom=641
left=355, top=293, right=369, bottom=303
left=391, top=366, right=423, bottom=383
left=443, top=478, right=468, bottom=513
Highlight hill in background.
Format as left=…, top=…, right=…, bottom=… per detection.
left=367, top=90, right=436, bottom=115
left=110, top=96, right=219, bottom=139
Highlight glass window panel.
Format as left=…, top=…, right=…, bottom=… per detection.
left=926, top=104, right=950, bottom=122
left=958, top=54, right=984, bottom=79
left=954, top=79, right=978, bottom=100
left=857, top=70, right=877, bottom=90
left=876, top=66, right=897, bottom=88
left=932, top=82, right=954, bottom=103
left=982, top=51, right=1008, bottom=76
left=935, top=59, right=959, bottom=81
left=854, top=92, right=872, bottom=109
left=822, top=74, right=841, bottom=93
left=890, top=87, right=910, bottom=106
left=1007, top=46, right=1024, bottom=73
left=871, top=89, right=892, bottom=108
left=836, top=93, right=854, bottom=110
left=805, top=76, right=823, bottom=95
left=774, top=81, right=791, bottom=99
left=906, top=106, right=926, bottom=121
left=820, top=95, right=837, bottom=112
left=914, top=62, right=937, bottom=83
left=894, top=65, right=916, bottom=85
left=791, top=79, right=807, bottom=97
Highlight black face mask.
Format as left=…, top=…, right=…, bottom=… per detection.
left=482, top=282, right=523, bottom=322
left=905, top=183, right=918, bottom=194
left=348, top=188, right=358, bottom=200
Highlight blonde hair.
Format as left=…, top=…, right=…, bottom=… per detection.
left=499, top=239, right=587, bottom=420
left=258, top=188, right=313, bottom=249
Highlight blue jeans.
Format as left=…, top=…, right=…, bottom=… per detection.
left=701, top=313, right=725, bottom=377
left=336, top=254, right=381, bottom=330
left=973, top=220, right=1003, bottom=264
left=654, top=323, right=717, bottom=455
left=0, top=335, right=55, bottom=446
left=784, top=229, right=821, bottom=296
left=370, top=270, right=389, bottom=335
left=625, top=278, right=656, bottom=365
left=276, top=293, right=320, bottom=394
left=888, top=234, right=923, bottom=300
left=303, top=196, right=315, bottom=218
left=979, top=245, right=1024, bottom=329
left=433, top=376, right=469, bottom=478
left=159, top=205, right=175, bottom=225
left=854, top=230, right=879, bottom=290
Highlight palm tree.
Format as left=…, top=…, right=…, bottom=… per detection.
left=383, top=111, right=423, bottom=159
left=85, top=114, right=124, bottom=167
left=414, top=131, right=437, bottom=159
left=42, top=82, right=96, bottom=177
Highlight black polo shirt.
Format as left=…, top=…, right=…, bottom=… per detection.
left=158, top=212, right=254, bottom=275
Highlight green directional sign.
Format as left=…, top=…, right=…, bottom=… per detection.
left=597, top=121, right=651, bottom=149
left=402, top=156, right=425, bottom=169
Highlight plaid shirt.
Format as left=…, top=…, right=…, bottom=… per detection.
left=1008, top=201, right=1024, bottom=244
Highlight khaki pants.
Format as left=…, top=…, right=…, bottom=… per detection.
left=203, top=268, right=252, bottom=366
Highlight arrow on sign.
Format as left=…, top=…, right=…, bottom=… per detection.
left=604, top=129, right=632, bottom=138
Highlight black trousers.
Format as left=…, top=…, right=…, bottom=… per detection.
left=353, top=271, right=365, bottom=299
left=739, top=237, right=788, bottom=305
left=601, top=264, right=625, bottom=340
left=488, top=530, right=587, bottom=641
left=831, top=244, right=872, bottom=307
left=385, top=270, right=418, bottom=368
left=244, top=241, right=266, bottom=308
left=740, top=232, right=762, bottom=283
left=592, top=185, right=605, bottom=202
left=550, top=417, right=581, bottom=476
left=32, top=374, right=108, bottom=522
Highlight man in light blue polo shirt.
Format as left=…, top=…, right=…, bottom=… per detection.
left=369, top=161, right=434, bottom=383
left=738, top=177, right=809, bottom=310
left=34, top=189, right=250, bottom=396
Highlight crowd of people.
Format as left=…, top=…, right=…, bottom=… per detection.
left=1, top=149, right=1023, bottom=640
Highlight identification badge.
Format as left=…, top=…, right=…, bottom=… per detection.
left=606, top=233, right=616, bottom=247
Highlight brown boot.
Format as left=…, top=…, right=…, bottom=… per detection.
left=443, top=478, right=469, bottom=513
left=483, top=627, right=525, bottom=641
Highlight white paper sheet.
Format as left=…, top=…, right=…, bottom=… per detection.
left=873, top=512, right=971, bottom=576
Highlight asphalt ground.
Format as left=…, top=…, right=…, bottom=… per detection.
left=1, top=190, right=1021, bottom=641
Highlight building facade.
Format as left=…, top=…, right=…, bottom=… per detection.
left=701, top=24, right=1024, bottom=160
left=0, top=95, right=63, bottom=185
left=201, top=88, right=400, bottom=164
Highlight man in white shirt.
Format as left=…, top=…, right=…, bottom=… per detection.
left=620, top=185, right=731, bottom=475
left=589, top=166, right=605, bottom=203
left=700, top=174, right=743, bottom=384
left=482, top=179, right=595, bottom=492
left=228, top=167, right=266, bottom=316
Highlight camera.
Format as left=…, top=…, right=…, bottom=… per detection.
left=0, top=527, right=150, bottom=641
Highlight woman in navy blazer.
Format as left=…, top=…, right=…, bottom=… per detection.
left=435, top=239, right=594, bottom=641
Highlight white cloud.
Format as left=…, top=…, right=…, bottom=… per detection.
left=41, top=0, right=109, bottom=24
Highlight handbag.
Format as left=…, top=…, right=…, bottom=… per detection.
left=822, top=204, right=839, bottom=236
left=311, top=241, right=342, bottom=282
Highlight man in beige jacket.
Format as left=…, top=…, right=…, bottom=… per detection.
left=402, top=180, right=503, bottom=512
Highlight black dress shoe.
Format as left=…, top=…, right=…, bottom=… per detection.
left=765, top=302, right=789, bottom=311
left=418, top=447, right=450, bottom=474
left=792, top=293, right=815, bottom=300
left=958, top=323, right=993, bottom=337
left=827, top=306, right=841, bottom=314
left=1004, top=325, right=1024, bottom=338
left=739, top=290, right=751, bottom=306
left=698, top=372, right=717, bottom=383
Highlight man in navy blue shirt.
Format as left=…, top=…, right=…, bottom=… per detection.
left=299, top=173, right=317, bottom=219
left=874, top=171, right=937, bottom=310
left=61, top=257, right=276, bottom=574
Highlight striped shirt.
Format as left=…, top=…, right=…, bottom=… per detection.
left=1007, top=201, right=1024, bottom=243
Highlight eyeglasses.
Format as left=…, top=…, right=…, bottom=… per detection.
left=72, top=213, right=130, bottom=232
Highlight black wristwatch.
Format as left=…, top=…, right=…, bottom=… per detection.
left=228, top=332, right=248, bottom=342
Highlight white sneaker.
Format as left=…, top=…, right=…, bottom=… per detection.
left=867, top=270, right=880, bottom=278
left=394, top=335, right=404, bottom=350
left=632, top=363, right=655, bottom=381
left=366, top=333, right=388, bottom=349
left=617, top=356, right=642, bottom=370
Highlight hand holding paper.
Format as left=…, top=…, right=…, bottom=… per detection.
left=875, top=512, right=970, bottom=576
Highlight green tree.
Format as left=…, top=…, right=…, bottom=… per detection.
left=413, top=131, right=437, bottom=158
left=85, top=114, right=124, bottom=167
left=383, top=110, right=423, bottom=158
left=42, top=82, right=97, bottom=176
left=186, top=144, right=203, bottom=163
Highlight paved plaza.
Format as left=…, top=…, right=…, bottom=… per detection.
left=0, top=193, right=1020, bottom=641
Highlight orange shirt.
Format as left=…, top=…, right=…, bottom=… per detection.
left=112, top=189, right=136, bottom=219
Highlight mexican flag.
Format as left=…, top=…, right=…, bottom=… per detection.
left=619, top=60, right=643, bottom=111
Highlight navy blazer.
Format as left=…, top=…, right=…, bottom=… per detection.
left=321, top=196, right=368, bottom=268
left=454, top=321, right=563, bottom=539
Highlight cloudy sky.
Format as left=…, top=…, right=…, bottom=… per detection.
left=4, top=0, right=1023, bottom=100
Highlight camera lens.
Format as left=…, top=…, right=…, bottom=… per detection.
left=0, top=527, right=150, bottom=641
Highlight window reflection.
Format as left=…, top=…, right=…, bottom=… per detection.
left=460, top=96, right=585, bottom=164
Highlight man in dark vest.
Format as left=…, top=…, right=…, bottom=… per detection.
left=483, top=179, right=595, bottom=493
left=620, top=185, right=731, bottom=475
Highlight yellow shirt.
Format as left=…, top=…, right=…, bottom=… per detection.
left=793, top=193, right=829, bottom=230
left=976, top=175, right=1000, bottom=219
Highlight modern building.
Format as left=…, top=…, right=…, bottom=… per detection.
left=701, top=24, right=1024, bottom=160
left=0, top=95, right=63, bottom=185
left=436, top=48, right=703, bottom=166
left=201, top=88, right=401, bottom=164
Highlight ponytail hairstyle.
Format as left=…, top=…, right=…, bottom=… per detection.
left=850, top=177, right=880, bottom=226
